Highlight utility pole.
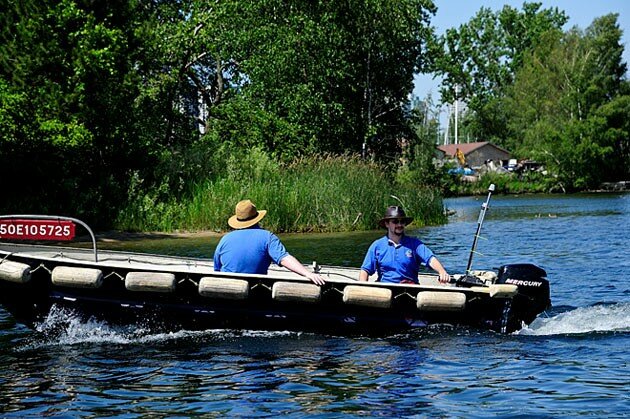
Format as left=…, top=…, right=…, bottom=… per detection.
left=454, top=85, right=459, bottom=145
left=443, top=105, right=450, bottom=145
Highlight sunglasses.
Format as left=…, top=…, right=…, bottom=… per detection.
left=389, top=219, right=406, bottom=225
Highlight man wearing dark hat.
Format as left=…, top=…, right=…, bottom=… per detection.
left=213, top=199, right=325, bottom=285
left=359, top=206, right=450, bottom=284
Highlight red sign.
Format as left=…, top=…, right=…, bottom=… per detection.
left=0, top=219, right=76, bottom=241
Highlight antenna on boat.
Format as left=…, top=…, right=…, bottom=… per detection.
left=465, top=184, right=495, bottom=275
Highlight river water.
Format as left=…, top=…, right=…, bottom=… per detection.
left=1, top=193, right=628, bottom=417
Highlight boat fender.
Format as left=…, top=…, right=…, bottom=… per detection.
left=343, top=285, right=392, bottom=309
left=52, top=266, right=103, bottom=289
left=199, top=277, right=249, bottom=300
left=0, top=260, right=32, bottom=283
left=272, top=281, right=321, bottom=304
left=417, top=291, right=466, bottom=311
left=125, top=272, right=176, bottom=293
left=489, top=284, right=518, bottom=298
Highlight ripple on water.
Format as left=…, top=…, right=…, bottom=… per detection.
left=1, top=194, right=629, bottom=417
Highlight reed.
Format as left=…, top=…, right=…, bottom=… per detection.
left=116, top=154, right=446, bottom=233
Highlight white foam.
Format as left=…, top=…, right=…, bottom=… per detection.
left=21, top=305, right=298, bottom=349
left=517, top=302, right=630, bottom=335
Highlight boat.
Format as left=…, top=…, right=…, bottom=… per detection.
left=0, top=220, right=550, bottom=336
left=0, top=185, right=550, bottom=335
left=0, top=241, right=550, bottom=335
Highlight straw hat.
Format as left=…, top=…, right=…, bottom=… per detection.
left=228, top=199, right=267, bottom=229
left=378, top=206, right=413, bottom=228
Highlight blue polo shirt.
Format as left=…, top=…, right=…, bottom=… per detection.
left=360, top=235, right=436, bottom=283
left=213, top=227, right=289, bottom=274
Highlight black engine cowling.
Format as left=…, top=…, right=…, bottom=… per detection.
left=496, top=263, right=551, bottom=325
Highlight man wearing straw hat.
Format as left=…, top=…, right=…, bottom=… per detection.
left=359, top=205, right=450, bottom=284
left=213, top=199, right=326, bottom=285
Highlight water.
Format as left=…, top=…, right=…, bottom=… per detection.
left=1, top=193, right=629, bottom=417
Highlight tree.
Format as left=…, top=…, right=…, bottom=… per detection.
left=504, top=14, right=628, bottom=189
left=211, top=0, right=438, bottom=159
left=434, top=2, right=567, bottom=142
left=136, top=0, right=440, bottom=164
left=404, top=94, right=445, bottom=187
left=0, top=0, right=146, bottom=223
left=592, top=95, right=630, bottom=181
left=0, top=0, right=442, bottom=223
left=582, top=14, right=627, bottom=111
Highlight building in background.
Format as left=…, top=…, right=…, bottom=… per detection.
left=437, top=141, right=511, bottom=168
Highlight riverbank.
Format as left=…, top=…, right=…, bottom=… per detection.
left=597, top=180, right=630, bottom=192
left=89, top=229, right=223, bottom=244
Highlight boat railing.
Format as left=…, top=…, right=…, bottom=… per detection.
left=0, top=214, right=99, bottom=262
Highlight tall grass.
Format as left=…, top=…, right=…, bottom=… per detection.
left=116, top=153, right=446, bottom=233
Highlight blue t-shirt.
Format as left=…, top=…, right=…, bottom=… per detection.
left=360, top=235, right=435, bottom=283
left=213, top=227, right=289, bottom=274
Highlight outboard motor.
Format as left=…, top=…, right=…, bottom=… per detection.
left=496, top=264, right=550, bottom=325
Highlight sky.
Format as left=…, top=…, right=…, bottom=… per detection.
left=412, top=0, right=630, bottom=101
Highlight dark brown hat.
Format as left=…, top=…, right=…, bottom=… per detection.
left=378, top=206, right=413, bottom=228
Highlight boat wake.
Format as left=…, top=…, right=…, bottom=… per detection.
left=21, top=301, right=629, bottom=346
left=517, top=302, right=630, bottom=336
left=19, top=305, right=298, bottom=349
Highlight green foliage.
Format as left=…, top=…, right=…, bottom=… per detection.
left=205, top=96, right=312, bottom=162
left=442, top=171, right=554, bottom=196
left=37, top=118, right=93, bottom=149
left=0, top=0, right=148, bottom=225
left=435, top=2, right=567, bottom=140
left=592, top=95, right=630, bottom=180
left=503, top=14, right=628, bottom=190
left=3, top=0, right=627, bottom=234
left=434, top=8, right=627, bottom=192
left=0, top=79, right=31, bottom=144
left=116, top=153, right=446, bottom=233
left=228, top=0, right=438, bottom=157
left=0, top=0, right=440, bottom=228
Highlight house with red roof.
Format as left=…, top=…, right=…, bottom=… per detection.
left=437, top=141, right=511, bottom=168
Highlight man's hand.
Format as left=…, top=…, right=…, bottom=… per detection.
left=307, top=272, right=326, bottom=286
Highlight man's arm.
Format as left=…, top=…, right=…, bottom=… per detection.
left=428, top=257, right=450, bottom=283
left=280, top=255, right=326, bottom=285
